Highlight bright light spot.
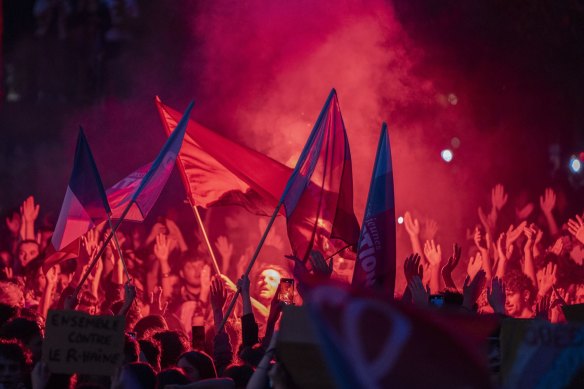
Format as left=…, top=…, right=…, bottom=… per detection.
left=447, top=93, right=458, bottom=105
left=441, top=149, right=454, bottom=163
left=570, top=156, right=582, bottom=173
left=397, top=216, right=404, bottom=224
left=451, top=137, right=461, bottom=149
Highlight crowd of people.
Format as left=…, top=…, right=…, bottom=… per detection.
left=0, top=182, right=583, bottom=388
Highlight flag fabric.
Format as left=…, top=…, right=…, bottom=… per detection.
left=307, top=284, right=498, bottom=389
left=42, top=239, right=80, bottom=273
left=51, top=129, right=111, bottom=251
left=352, top=123, right=396, bottom=297
left=108, top=101, right=193, bottom=221
left=280, top=89, right=360, bottom=261
left=155, top=96, right=289, bottom=214
left=156, top=90, right=360, bottom=262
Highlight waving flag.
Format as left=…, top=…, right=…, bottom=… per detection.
left=155, top=97, right=288, bottom=214
left=282, top=89, right=360, bottom=260
left=51, top=129, right=111, bottom=251
left=107, top=101, right=193, bottom=221
left=352, top=123, right=396, bottom=297
left=156, top=90, right=360, bottom=262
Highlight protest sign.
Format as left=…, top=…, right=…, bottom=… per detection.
left=42, top=310, right=125, bottom=376
left=500, top=318, right=584, bottom=388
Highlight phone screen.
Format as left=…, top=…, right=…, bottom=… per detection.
left=192, top=326, right=205, bottom=350
left=278, top=278, right=295, bottom=305
left=429, top=294, right=445, bottom=307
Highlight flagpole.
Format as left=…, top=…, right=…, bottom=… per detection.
left=216, top=89, right=337, bottom=333
left=217, top=201, right=284, bottom=332
left=107, top=215, right=131, bottom=281
left=190, top=202, right=221, bottom=275
left=73, top=200, right=134, bottom=298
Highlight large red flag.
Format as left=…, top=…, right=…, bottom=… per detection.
left=156, top=91, right=360, bottom=261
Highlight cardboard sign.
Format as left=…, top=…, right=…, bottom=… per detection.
left=43, top=310, right=125, bottom=376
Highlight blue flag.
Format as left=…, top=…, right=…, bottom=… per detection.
left=352, top=123, right=396, bottom=297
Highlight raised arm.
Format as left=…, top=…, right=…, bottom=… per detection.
left=540, top=188, right=559, bottom=237
left=153, top=233, right=173, bottom=301
left=404, top=212, right=424, bottom=260
left=20, top=196, right=40, bottom=240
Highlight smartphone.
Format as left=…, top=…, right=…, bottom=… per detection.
left=429, top=294, right=445, bottom=307
left=278, top=278, right=295, bottom=305
left=192, top=326, right=205, bottom=350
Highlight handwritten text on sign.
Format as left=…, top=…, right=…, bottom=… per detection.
left=43, top=310, right=125, bottom=376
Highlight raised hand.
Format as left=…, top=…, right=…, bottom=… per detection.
left=539, top=188, right=556, bottom=215
left=404, top=253, right=423, bottom=284
left=153, top=233, right=170, bottom=262
left=21, top=195, right=40, bottom=223
left=237, top=274, right=250, bottom=296
left=506, top=221, right=528, bottom=247
left=487, top=277, right=506, bottom=315
left=404, top=211, right=420, bottom=237
left=567, top=215, right=584, bottom=245
left=82, top=228, right=101, bottom=258
left=473, top=227, right=488, bottom=251
left=535, top=294, right=551, bottom=320
left=149, top=286, right=168, bottom=315
left=467, top=252, right=483, bottom=280
left=421, top=218, right=439, bottom=242
left=5, top=212, right=20, bottom=235
left=146, top=221, right=167, bottom=245
left=441, top=243, right=461, bottom=290
left=478, top=206, right=495, bottom=233
left=165, top=218, right=187, bottom=252
left=407, top=275, right=429, bottom=307
left=1, top=266, right=13, bottom=280
left=549, top=237, right=564, bottom=256
left=423, top=240, right=442, bottom=267
left=538, top=262, right=557, bottom=296
left=210, top=275, right=227, bottom=311
left=515, top=202, right=534, bottom=221
left=462, top=270, right=486, bottom=310
left=491, top=184, right=508, bottom=211
left=215, top=236, right=234, bottom=261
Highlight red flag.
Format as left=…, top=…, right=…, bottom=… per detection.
left=156, top=91, right=360, bottom=261
left=156, top=97, right=288, bottom=214
left=308, top=284, right=498, bottom=389
left=42, top=240, right=80, bottom=273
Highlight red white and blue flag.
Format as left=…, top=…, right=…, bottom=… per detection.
left=51, top=128, right=111, bottom=251
left=107, top=101, right=194, bottom=221
left=352, top=123, right=396, bottom=297
left=280, top=89, right=360, bottom=261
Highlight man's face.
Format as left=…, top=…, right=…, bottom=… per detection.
left=181, top=260, right=205, bottom=287
left=17, top=242, right=39, bottom=267
left=256, top=269, right=281, bottom=300
left=505, top=291, right=524, bottom=317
